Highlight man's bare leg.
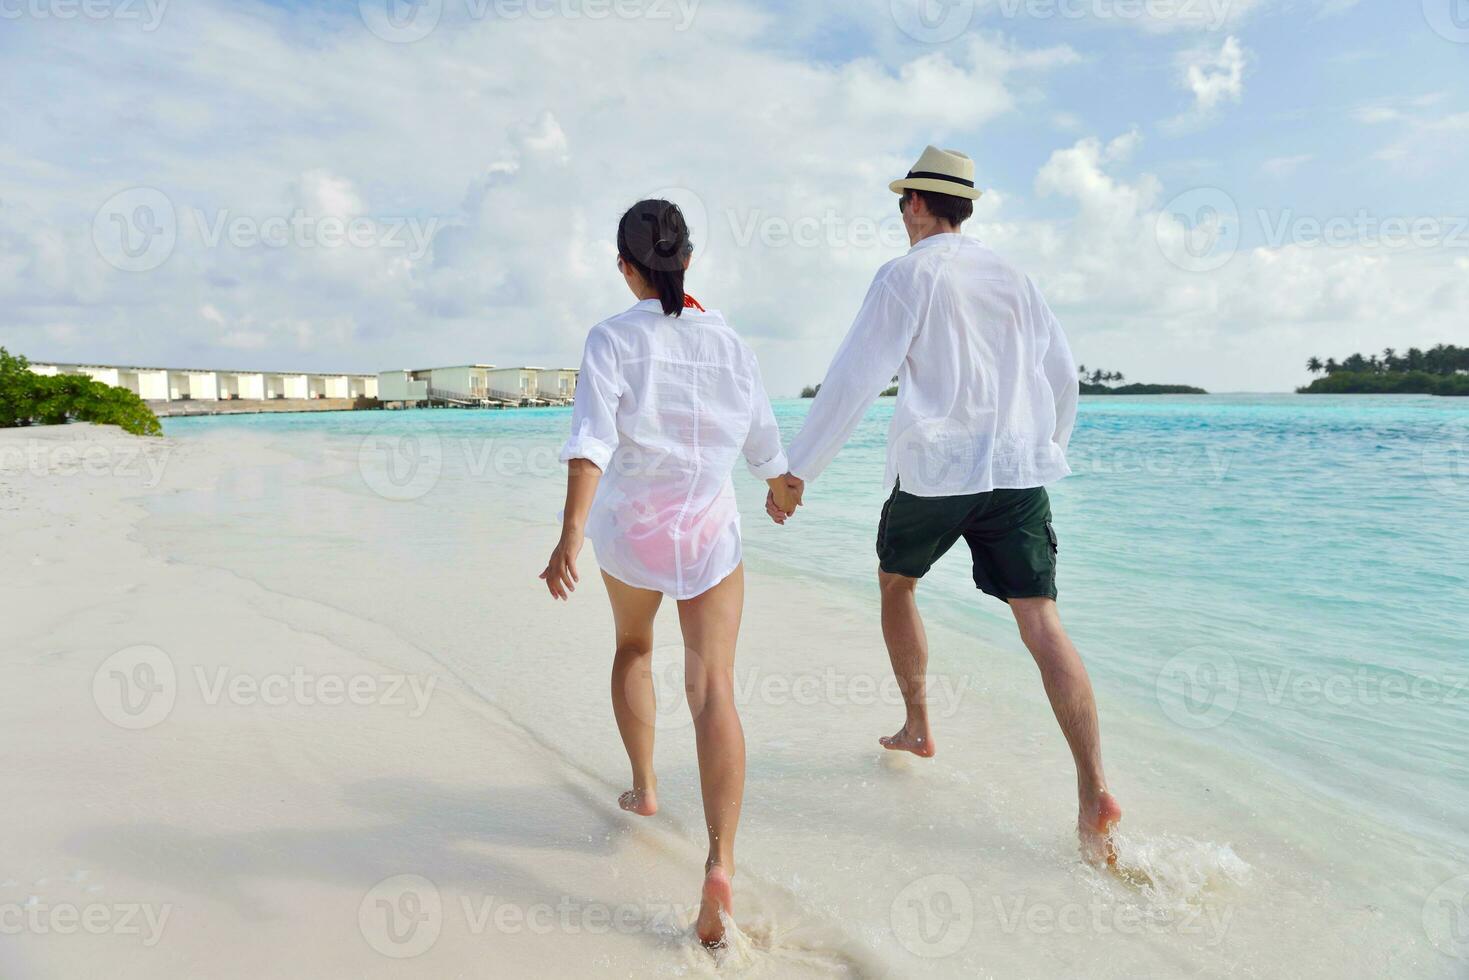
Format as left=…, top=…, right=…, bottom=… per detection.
left=878, top=571, right=935, bottom=757
left=1009, top=597, right=1122, bottom=862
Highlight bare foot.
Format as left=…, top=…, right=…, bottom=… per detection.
left=879, top=722, right=935, bottom=758
left=1079, top=791, right=1123, bottom=865
left=618, top=788, right=658, bottom=816
left=696, top=864, right=734, bottom=947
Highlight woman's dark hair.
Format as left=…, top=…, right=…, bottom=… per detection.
left=617, top=199, right=693, bottom=317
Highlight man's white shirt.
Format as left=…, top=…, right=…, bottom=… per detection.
left=786, top=233, right=1079, bottom=498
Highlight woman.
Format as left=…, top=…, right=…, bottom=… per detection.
left=540, top=199, right=796, bottom=947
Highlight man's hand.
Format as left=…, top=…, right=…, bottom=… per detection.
left=765, top=473, right=805, bottom=525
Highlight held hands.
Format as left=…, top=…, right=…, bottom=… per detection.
left=539, top=527, right=584, bottom=600
left=765, top=473, right=805, bottom=525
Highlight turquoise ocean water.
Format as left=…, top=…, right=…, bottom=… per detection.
left=163, top=393, right=1469, bottom=972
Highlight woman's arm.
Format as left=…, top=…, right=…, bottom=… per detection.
left=540, top=458, right=603, bottom=600
left=741, top=350, right=797, bottom=520
left=545, top=325, right=620, bottom=600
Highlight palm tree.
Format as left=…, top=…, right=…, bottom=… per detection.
left=1113, top=371, right=1125, bottom=383
left=1307, top=357, right=1324, bottom=374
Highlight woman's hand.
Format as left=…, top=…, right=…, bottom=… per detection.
left=540, top=528, right=585, bottom=600
left=766, top=474, right=804, bottom=524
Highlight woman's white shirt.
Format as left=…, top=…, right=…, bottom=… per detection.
left=560, top=298, right=788, bottom=599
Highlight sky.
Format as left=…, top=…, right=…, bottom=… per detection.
left=1, top=0, right=1466, bottom=394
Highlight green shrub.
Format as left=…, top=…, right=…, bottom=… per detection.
left=0, top=348, right=163, bottom=436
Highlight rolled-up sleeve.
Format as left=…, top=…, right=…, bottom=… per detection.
left=786, top=273, right=916, bottom=483
left=1034, top=281, right=1079, bottom=453
left=559, top=326, right=621, bottom=471
left=742, top=351, right=789, bottom=480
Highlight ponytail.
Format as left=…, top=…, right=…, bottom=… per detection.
left=617, top=199, right=692, bottom=317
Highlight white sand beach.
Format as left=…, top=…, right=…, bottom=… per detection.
left=0, top=425, right=870, bottom=977
left=0, top=422, right=1455, bottom=978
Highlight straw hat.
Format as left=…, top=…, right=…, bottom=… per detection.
left=889, top=145, right=982, bottom=200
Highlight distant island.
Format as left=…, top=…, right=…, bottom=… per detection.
left=799, top=367, right=1206, bottom=398
left=1299, top=345, right=1468, bottom=396
left=1076, top=366, right=1207, bottom=395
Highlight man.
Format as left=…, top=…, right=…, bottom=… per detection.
left=770, top=146, right=1122, bottom=861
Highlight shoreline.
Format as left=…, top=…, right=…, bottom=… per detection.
left=3, top=421, right=1460, bottom=977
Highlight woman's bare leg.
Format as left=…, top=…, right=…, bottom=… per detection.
left=603, top=572, right=663, bottom=816
left=676, top=565, right=746, bottom=945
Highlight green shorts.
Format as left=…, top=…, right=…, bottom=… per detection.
left=876, top=481, right=1058, bottom=602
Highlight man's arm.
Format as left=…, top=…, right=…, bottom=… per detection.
left=785, top=273, right=918, bottom=485
left=1035, top=283, right=1079, bottom=452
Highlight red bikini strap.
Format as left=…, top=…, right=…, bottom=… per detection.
left=683, top=294, right=705, bottom=312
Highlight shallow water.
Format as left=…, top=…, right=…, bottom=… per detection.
left=155, top=394, right=1469, bottom=976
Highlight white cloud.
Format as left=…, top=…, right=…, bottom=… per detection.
left=1170, top=35, right=1247, bottom=128
left=0, top=2, right=1082, bottom=394
left=293, top=171, right=364, bottom=219
left=1261, top=154, right=1313, bottom=177
left=0, top=0, right=1459, bottom=397
left=1355, top=97, right=1469, bottom=176
left=1003, top=133, right=1467, bottom=391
